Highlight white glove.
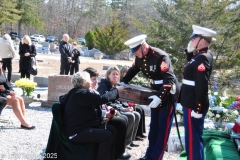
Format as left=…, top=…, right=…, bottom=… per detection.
left=191, top=110, right=203, bottom=119
left=148, top=95, right=162, bottom=108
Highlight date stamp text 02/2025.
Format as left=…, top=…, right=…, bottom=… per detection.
left=0, top=153, right=57, bottom=159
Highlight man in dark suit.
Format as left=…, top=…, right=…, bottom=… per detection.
left=59, top=34, right=72, bottom=75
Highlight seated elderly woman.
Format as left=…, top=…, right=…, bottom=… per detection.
left=59, top=71, right=124, bottom=160
left=0, top=59, right=35, bottom=130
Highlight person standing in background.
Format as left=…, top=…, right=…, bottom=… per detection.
left=19, top=35, right=36, bottom=79
left=59, top=34, right=72, bottom=75
left=180, top=25, right=216, bottom=160
left=0, top=34, right=16, bottom=84
left=70, top=41, right=80, bottom=75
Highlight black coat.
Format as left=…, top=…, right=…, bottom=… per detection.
left=19, top=43, right=36, bottom=70
left=0, top=75, right=12, bottom=97
left=72, top=48, right=80, bottom=64
left=97, top=78, right=112, bottom=95
left=59, top=41, right=72, bottom=61
left=180, top=48, right=213, bottom=114
left=121, top=47, right=179, bottom=107
left=59, top=87, right=119, bottom=136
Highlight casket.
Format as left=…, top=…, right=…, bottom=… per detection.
left=118, top=84, right=158, bottom=105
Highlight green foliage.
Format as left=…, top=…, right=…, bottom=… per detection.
left=117, top=65, right=150, bottom=87
left=0, top=0, right=21, bottom=26
left=16, top=0, right=45, bottom=33
left=132, top=0, right=240, bottom=82
left=85, top=29, right=96, bottom=50
left=129, top=71, right=150, bottom=88
left=94, top=12, right=128, bottom=55
left=221, top=96, right=236, bottom=108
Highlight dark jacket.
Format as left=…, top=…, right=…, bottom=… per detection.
left=0, top=74, right=13, bottom=97
left=180, top=48, right=213, bottom=114
left=97, top=79, right=127, bottom=111
left=97, top=78, right=112, bottom=95
left=19, top=42, right=36, bottom=70
left=72, top=48, right=80, bottom=64
left=59, top=87, right=119, bottom=136
left=121, top=47, right=179, bottom=107
left=59, top=41, right=72, bottom=60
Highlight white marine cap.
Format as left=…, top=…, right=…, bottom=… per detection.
left=124, top=34, right=147, bottom=53
left=190, top=25, right=217, bottom=39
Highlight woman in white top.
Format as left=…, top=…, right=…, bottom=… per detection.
left=0, top=34, right=16, bottom=83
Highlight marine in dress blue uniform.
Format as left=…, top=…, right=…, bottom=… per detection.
left=180, top=25, right=217, bottom=160
left=121, top=35, right=179, bottom=160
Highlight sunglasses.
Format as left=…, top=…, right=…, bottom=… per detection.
left=73, top=44, right=77, bottom=45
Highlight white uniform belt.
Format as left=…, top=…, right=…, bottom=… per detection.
left=182, top=79, right=195, bottom=86
left=150, top=79, right=163, bottom=84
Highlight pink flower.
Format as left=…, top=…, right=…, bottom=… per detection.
left=128, top=102, right=135, bottom=107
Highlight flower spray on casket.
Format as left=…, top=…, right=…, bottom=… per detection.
left=228, top=96, right=240, bottom=134
left=206, top=82, right=237, bottom=128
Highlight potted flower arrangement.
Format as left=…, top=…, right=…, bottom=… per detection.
left=15, top=78, right=37, bottom=106
left=15, top=78, right=37, bottom=97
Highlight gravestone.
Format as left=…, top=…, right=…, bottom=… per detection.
left=41, top=42, right=50, bottom=47
left=41, top=75, right=73, bottom=107
left=81, top=46, right=88, bottom=51
left=83, top=49, right=89, bottom=57
left=37, top=42, right=50, bottom=54
left=50, top=43, right=57, bottom=53
left=81, top=47, right=89, bottom=56
left=89, top=48, right=100, bottom=57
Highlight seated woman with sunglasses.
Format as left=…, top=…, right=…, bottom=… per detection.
left=0, top=60, right=35, bottom=130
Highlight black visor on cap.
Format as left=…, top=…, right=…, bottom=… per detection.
left=189, top=34, right=202, bottom=39
left=130, top=44, right=141, bottom=53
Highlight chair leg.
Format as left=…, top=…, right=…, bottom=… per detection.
left=0, top=105, right=7, bottom=116
left=0, top=105, right=12, bottom=124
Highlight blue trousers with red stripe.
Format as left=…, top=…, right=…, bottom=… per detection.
left=145, top=105, right=174, bottom=160
left=183, top=108, right=208, bottom=160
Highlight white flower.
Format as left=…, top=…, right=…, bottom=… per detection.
left=214, top=92, right=218, bottom=96
left=216, top=114, right=221, bottom=118
left=233, top=110, right=239, bottom=115
left=220, top=96, right=228, bottom=101
left=223, top=90, right=227, bottom=97
left=223, top=108, right=228, bottom=113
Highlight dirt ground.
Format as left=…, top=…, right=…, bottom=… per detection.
left=12, top=54, right=134, bottom=77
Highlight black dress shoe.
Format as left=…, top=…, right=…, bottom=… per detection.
left=126, top=145, right=132, bottom=150
left=140, top=135, right=147, bottom=138
left=139, top=156, right=152, bottom=160
left=135, top=137, right=144, bottom=141
left=20, top=125, right=36, bottom=130
left=116, top=152, right=131, bottom=159
left=130, top=142, right=139, bottom=147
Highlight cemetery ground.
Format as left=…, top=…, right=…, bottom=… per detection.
left=0, top=54, right=183, bottom=160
